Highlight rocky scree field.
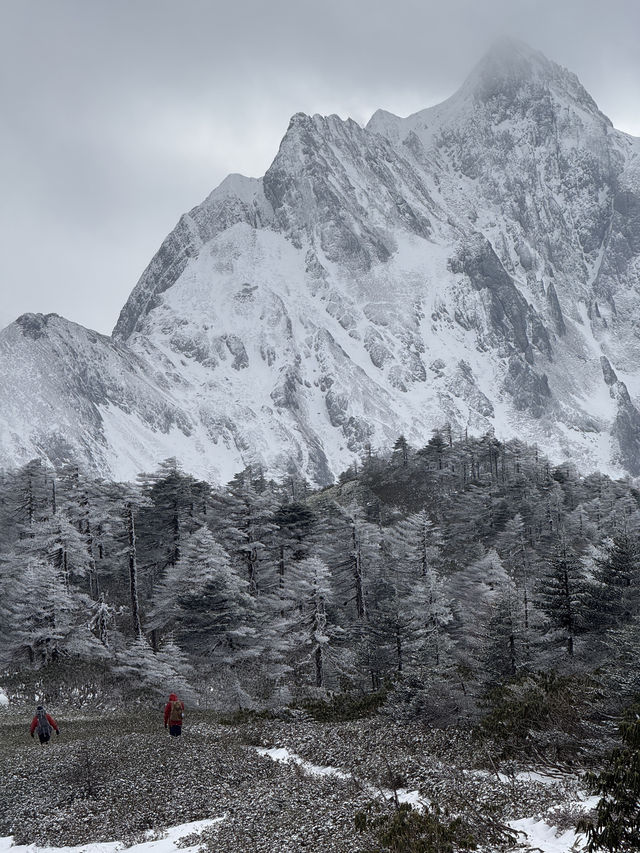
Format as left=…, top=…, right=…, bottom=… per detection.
left=0, top=710, right=593, bottom=852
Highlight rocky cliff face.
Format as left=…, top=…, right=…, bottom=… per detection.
left=2, top=40, right=640, bottom=483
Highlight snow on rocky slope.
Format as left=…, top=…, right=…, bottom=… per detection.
left=2, top=39, right=640, bottom=484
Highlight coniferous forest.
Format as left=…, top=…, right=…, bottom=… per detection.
left=5, top=431, right=640, bottom=851
left=2, top=429, right=640, bottom=742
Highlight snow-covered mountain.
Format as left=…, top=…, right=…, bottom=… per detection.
left=2, top=39, right=640, bottom=484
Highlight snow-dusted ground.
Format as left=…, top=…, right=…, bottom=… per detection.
left=258, top=745, right=598, bottom=853
left=509, top=811, right=596, bottom=853
left=0, top=795, right=598, bottom=853
left=257, top=745, right=425, bottom=809
left=0, top=821, right=223, bottom=853
left=0, top=714, right=600, bottom=853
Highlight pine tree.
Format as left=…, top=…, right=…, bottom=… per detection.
left=210, top=467, right=279, bottom=597
left=590, top=534, right=640, bottom=629
left=366, top=535, right=415, bottom=678
left=17, top=554, right=84, bottom=666
left=114, top=635, right=185, bottom=700
left=135, top=459, right=209, bottom=613
left=496, top=513, right=534, bottom=633
left=88, top=594, right=116, bottom=648
left=273, top=500, right=316, bottom=604
left=0, top=547, right=30, bottom=665
left=392, top=434, right=410, bottom=467
left=147, top=525, right=227, bottom=639
left=175, top=539, right=257, bottom=672
left=5, top=516, right=96, bottom=666
left=10, top=459, right=51, bottom=533
left=537, top=545, right=588, bottom=657
left=481, top=580, right=527, bottom=686
left=601, top=617, right=640, bottom=706
left=393, top=509, right=443, bottom=581
left=284, top=556, right=342, bottom=689
left=449, top=548, right=509, bottom=660
left=155, top=636, right=194, bottom=700
left=312, top=502, right=383, bottom=687
left=125, top=501, right=143, bottom=638
left=56, top=465, right=115, bottom=599
left=408, top=570, right=454, bottom=673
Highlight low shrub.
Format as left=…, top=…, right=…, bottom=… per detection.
left=299, top=690, right=387, bottom=722
left=475, top=671, right=604, bottom=764
left=355, top=801, right=476, bottom=853
left=578, top=704, right=640, bottom=851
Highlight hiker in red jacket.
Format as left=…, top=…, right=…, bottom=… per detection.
left=164, top=693, right=184, bottom=737
left=30, top=705, right=59, bottom=745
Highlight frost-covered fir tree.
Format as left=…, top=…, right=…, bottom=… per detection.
left=272, top=500, right=316, bottom=607
left=88, top=594, right=117, bottom=648
left=601, top=617, right=640, bottom=707
left=9, top=458, right=51, bottom=534
left=114, top=634, right=191, bottom=701
left=56, top=465, right=120, bottom=599
left=136, top=458, right=209, bottom=590
left=388, top=510, right=452, bottom=671
left=449, top=548, right=510, bottom=665
left=537, top=544, right=589, bottom=657
left=589, top=534, right=640, bottom=629
left=16, top=555, right=85, bottom=666
left=367, top=550, right=416, bottom=677
left=0, top=548, right=31, bottom=665
left=209, top=466, right=279, bottom=597
left=3, top=515, right=98, bottom=666
left=496, top=513, right=535, bottom=635
left=175, top=535, right=257, bottom=672
left=147, top=525, right=228, bottom=640
left=482, top=580, right=528, bottom=686
left=283, top=556, right=342, bottom=689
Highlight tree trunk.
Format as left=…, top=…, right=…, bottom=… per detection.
left=396, top=625, right=403, bottom=673
left=352, top=525, right=366, bottom=620
left=315, top=645, right=323, bottom=688
left=127, top=503, right=142, bottom=637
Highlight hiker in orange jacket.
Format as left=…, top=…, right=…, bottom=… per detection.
left=30, top=705, right=59, bottom=744
left=163, top=693, right=184, bottom=737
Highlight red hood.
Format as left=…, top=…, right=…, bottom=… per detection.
left=168, top=693, right=178, bottom=701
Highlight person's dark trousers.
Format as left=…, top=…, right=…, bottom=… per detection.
left=169, top=725, right=182, bottom=737
left=38, top=733, right=50, bottom=744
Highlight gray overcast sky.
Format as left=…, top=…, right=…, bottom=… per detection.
left=1, top=0, right=639, bottom=335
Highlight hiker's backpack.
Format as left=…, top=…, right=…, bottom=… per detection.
left=169, top=700, right=183, bottom=724
left=36, top=709, right=52, bottom=737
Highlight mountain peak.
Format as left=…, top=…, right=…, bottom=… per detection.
left=6, top=43, right=638, bottom=484
left=462, top=37, right=603, bottom=118
left=367, top=39, right=608, bottom=143
left=467, top=37, right=561, bottom=96
left=480, top=36, right=549, bottom=70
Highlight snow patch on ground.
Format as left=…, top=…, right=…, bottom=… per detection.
left=508, top=793, right=599, bottom=852
left=257, top=746, right=350, bottom=780
left=510, top=817, right=579, bottom=853
left=0, top=688, right=8, bottom=707
left=509, top=796, right=599, bottom=853
left=466, top=767, right=568, bottom=785
left=0, top=820, right=224, bottom=853
left=258, top=747, right=601, bottom=853
left=257, top=745, right=425, bottom=808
